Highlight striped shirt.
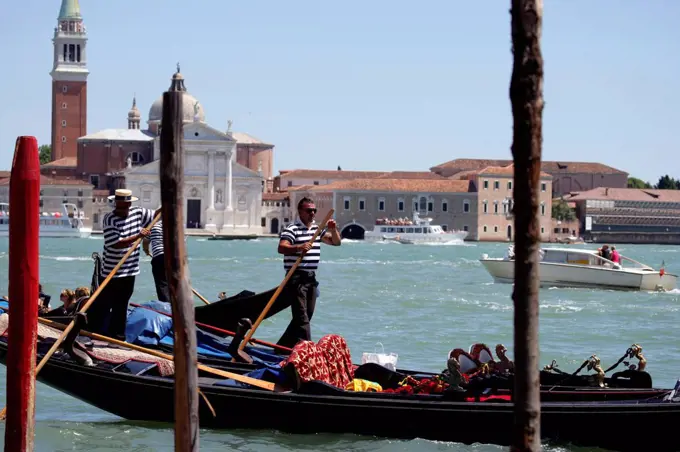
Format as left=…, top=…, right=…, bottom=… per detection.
left=149, top=221, right=164, bottom=258
left=280, top=219, right=326, bottom=272
left=102, top=207, right=155, bottom=278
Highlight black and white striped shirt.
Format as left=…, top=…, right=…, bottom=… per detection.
left=280, top=219, right=326, bottom=272
left=149, top=221, right=164, bottom=258
left=102, top=207, right=155, bottom=278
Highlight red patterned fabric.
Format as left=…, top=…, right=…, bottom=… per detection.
left=283, top=334, right=353, bottom=389
left=317, top=334, right=354, bottom=388
left=284, top=340, right=330, bottom=384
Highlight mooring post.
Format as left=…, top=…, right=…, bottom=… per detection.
left=509, top=0, right=544, bottom=450
left=4, top=136, right=40, bottom=452
left=160, top=85, right=199, bottom=450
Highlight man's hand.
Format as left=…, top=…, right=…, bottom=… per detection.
left=139, top=228, right=151, bottom=239
left=327, top=219, right=337, bottom=230
left=298, top=242, right=313, bottom=253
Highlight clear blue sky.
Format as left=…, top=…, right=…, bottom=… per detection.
left=1, top=0, right=678, bottom=183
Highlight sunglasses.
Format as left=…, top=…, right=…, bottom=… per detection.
left=304, top=208, right=317, bottom=214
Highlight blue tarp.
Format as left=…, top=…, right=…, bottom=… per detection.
left=125, top=301, right=173, bottom=346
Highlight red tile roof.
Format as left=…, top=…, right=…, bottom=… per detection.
left=566, top=187, right=680, bottom=203
left=280, top=169, right=388, bottom=180
left=375, top=171, right=446, bottom=180
left=41, top=157, right=77, bottom=168
left=262, top=192, right=289, bottom=201
left=0, top=171, right=10, bottom=180
left=307, top=178, right=472, bottom=193
left=431, top=158, right=627, bottom=175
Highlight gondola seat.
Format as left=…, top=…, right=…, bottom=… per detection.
left=282, top=334, right=354, bottom=391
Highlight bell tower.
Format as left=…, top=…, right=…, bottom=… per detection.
left=50, top=0, right=88, bottom=162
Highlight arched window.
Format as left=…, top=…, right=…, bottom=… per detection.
left=419, top=196, right=427, bottom=212
left=127, top=151, right=144, bottom=165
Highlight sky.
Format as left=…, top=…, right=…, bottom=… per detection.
left=0, top=0, right=678, bottom=183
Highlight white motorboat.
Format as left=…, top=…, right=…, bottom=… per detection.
left=364, top=212, right=468, bottom=244
left=0, top=203, right=92, bottom=239
left=479, top=246, right=677, bottom=292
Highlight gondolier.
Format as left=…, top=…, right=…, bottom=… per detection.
left=143, top=219, right=170, bottom=302
left=276, top=196, right=341, bottom=348
left=88, top=189, right=161, bottom=340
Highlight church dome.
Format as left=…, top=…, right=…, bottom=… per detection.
left=147, top=66, right=206, bottom=125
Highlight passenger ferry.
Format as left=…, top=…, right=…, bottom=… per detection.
left=364, top=212, right=468, bottom=244
left=0, top=203, right=92, bottom=238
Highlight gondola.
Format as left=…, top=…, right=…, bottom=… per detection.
left=0, top=329, right=677, bottom=452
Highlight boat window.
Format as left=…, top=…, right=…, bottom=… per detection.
left=415, top=228, right=422, bottom=233
left=380, top=227, right=386, bottom=232
left=406, top=228, right=413, bottom=233
left=397, top=228, right=404, bottom=233
left=543, top=251, right=568, bottom=263
left=566, top=253, right=590, bottom=265
left=387, top=228, right=395, bottom=233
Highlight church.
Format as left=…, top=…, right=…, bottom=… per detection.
left=44, top=0, right=275, bottom=234
left=123, top=69, right=266, bottom=235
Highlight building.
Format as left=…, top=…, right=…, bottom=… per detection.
left=565, top=187, right=680, bottom=244
left=122, top=70, right=264, bottom=235
left=50, top=0, right=88, bottom=162
left=0, top=175, right=94, bottom=226
left=284, top=165, right=553, bottom=242
left=261, top=192, right=291, bottom=234
left=430, top=159, right=628, bottom=198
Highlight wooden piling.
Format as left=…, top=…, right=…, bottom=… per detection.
left=160, top=88, right=199, bottom=450
left=509, top=0, right=544, bottom=450
left=4, top=136, right=40, bottom=452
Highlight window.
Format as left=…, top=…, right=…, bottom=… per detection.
left=261, top=217, right=266, bottom=227
left=142, top=190, right=151, bottom=202
left=68, top=44, right=76, bottom=62
left=358, top=198, right=366, bottom=211
left=89, top=174, right=99, bottom=188
left=378, top=198, right=385, bottom=211
left=463, top=225, right=469, bottom=232
left=287, top=181, right=292, bottom=187
left=61, top=102, right=67, bottom=109
left=483, top=201, right=488, bottom=214
left=397, top=198, right=404, bottom=212
left=61, top=120, right=67, bottom=127
left=93, top=213, right=99, bottom=225
left=541, top=227, right=545, bottom=234
left=441, top=225, right=448, bottom=231
left=483, top=225, right=488, bottom=232
left=76, top=45, right=81, bottom=62
left=77, top=200, right=84, bottom=208
left=343, top=196, right=350, bottom=210
left=441, top=200, right=448, bottom=212
left=483, top=180, right=489, bottom=189
left=508, top=181, right=512, bottom=190
left=39, top=199, right=44, bottom=208
left=463, top=200, right=470, bottom=213
left=541, top=183, right=547, bottom=192
left=541, top=203, right=546, bottom=216
left=63, top=44, right=67, bottom=61
left=427, top=201, right=433, bottom=212
left=494, top=181, right=499, bottom=190
left=127, top=151, right=144, bottom=165
left=494, top=202, right=498, bottom=214
left=61, top=136, right=66, bottom=143
left=419, top=196, right=427, bottom=212
left=77, top=189, right=83, bottom=197
left=413, top=201, right=418, bottom=211
left=313, top=181, right=319, bottom=185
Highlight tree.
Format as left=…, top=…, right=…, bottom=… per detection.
left=551, top=199, right=576, bottom=221
left=627, top=177, right=651, bottom=189
left=38, top=145, right=51, bottom=165
left=654, top=175, right=680, bottom=190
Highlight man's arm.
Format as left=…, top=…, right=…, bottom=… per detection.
left=142, top=237, right=151, bottom=256
left=321, top=220, right=341, bottom=246
left=277, top=228, right=312, bottom=256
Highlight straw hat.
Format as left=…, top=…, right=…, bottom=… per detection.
left=107, top=189, right=139, bottom=203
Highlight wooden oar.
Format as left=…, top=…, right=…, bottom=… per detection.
left=236, top=209, right=335, bottom=356
left=192, top=288, right=211, bottom=305
left=0, top=212, right=162, bottom=420
left=37, top=317, right=277, bottom=392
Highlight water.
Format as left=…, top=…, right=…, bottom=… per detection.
left=0, top=237, right=678, bottom=451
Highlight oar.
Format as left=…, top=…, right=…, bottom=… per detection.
left=129, top=302, right=293, bottom=353
left=0, top=212, right=162, bottom=420
left=236, top=209, right=335, bottom=357
left=37, top=317, right=278, bottom=392
left=192, top=288, right=211, bottom=305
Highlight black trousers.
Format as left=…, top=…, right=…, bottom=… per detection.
left=276, top=272, right=318, bottom=349
left=151, top=254, right=170, bottom=302
left=88, top=275, right=136, bottom=340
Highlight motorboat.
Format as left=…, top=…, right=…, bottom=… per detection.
left=479, top=246, right=677, bottom=291
left=0, top=202, right=92, bottom=238
left=364, top=212, right=467, bottom=244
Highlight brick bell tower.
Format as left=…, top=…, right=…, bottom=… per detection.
left=50, top=0, right=88, bottom=162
